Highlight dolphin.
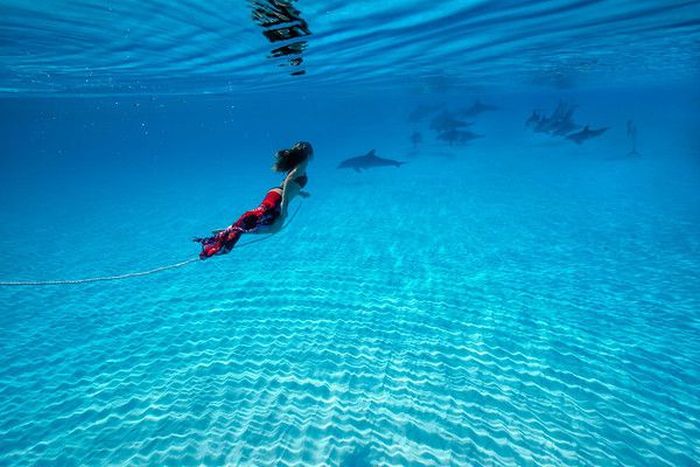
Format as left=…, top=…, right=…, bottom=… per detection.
left=626, top=119, right=640, bottom=157
left=459, top=99, right=499, bottom=117
left=528, top=101, right=579, bottom=136
left=566, top=125, right=608, bottom=144
left=408, top=103, right=443, bottom=122
left=525, top=110, right=542, bottom=128
left=552, top=119, right=580, bottom=136
left=337, top=149, right=406, bottom=172
left=430, top=111, right=473, bottom=133
left=411, top=131, right=423, bottom=148
left=436, top=129, right=483, bottom=146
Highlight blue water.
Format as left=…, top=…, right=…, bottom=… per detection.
left=2, top=1, right=700, bottom=465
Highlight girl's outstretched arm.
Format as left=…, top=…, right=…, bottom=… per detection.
left=280, top=163, right=307, bottom=215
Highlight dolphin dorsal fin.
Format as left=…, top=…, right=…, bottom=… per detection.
left=367, top=149, right=376, bottom=157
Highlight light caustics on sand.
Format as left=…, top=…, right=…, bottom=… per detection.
left=0, top=203, right=303, bottom=287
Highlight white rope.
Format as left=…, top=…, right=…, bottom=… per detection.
left=0, top=202, right=303, bottom=287
left=0, top=258, right=199, bottom=287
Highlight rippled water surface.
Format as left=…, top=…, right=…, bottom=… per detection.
left=1, top=0, right=699, bottom=95
left=1, top=1, right=700, bottom=465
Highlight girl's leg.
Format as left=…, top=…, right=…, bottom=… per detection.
left=198, top=228, right=241, bottom=258
left=196, top=207, right=265, bottom=259
left=195, top=189, right=281, bottom=260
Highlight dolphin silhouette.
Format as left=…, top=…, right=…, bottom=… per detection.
left=626, top=120, right=640, bottom=157
left=337, top=149, right=405, bottom=172
left=436, top=129, right=483, bottom=145
left=459, top=99, right=498, bottom=117
left=566, top=125, right=608, bottom=144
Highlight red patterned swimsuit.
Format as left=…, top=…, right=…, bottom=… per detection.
left=195, top=172, right=307, bottom=259
left=196, top=189, right=282, bottom=259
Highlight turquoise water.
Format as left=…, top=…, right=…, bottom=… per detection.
left=2, top=1, right=700, bottom=465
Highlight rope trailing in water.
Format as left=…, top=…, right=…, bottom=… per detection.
left=0, top=258, right=200, bottom=287
left=0, top=202, right=302, bottom=287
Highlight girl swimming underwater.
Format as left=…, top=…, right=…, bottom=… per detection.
left=194, top=141, right=312, bottom=259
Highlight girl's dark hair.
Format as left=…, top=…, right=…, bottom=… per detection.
left=272, top=141, right=313, bottom=172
